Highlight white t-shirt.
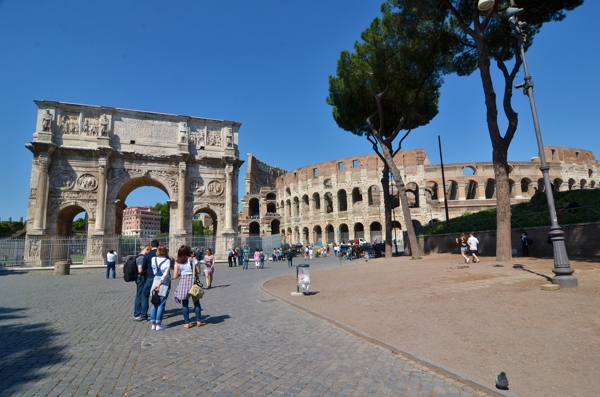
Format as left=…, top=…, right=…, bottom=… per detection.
left=106, top=252, right=118, bottom=262
left=467, top=237, right=479, bottom=250
left=176, top=259, right=194, bottom=276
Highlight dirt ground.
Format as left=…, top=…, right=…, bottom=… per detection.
left=264, top=253, right=600, bottom=397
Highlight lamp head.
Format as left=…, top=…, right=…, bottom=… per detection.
left=478, top=0, right=495, bottom=11
left=505, top=6, right=524, bottom=18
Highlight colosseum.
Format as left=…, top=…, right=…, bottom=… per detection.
left=240, top=147, right=599, bottom=247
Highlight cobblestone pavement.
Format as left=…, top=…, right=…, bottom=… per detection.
left=0, top=257, right=491, bottom=396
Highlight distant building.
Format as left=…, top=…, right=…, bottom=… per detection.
left=122, top=206, right=162, bottom=241
left=193, top=212, right=213, bottom=228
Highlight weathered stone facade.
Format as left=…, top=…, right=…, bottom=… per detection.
left=25, top=101, right=243, bottom=265
left=241, top=147, right=599, bottom=246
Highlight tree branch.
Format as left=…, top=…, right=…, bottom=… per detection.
left=442, top=0, right=475, bottom=38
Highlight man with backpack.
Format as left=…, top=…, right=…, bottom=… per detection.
left=132, top=245, right=151, bottom=321
left=138, top=240, right=160, bottom=322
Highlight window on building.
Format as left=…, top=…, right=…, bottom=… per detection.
left=353, top=159, right=358, bottom=168
left=337, top=162, right=344, bottom=170
left=313, top=168, right=318, bottom=177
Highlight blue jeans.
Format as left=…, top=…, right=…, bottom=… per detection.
left=140, top=277, right=154, bottom=320
left=150, top=285, right=171, bottom=324
left=134, top=276, right=147, bottom=317
left=260, top=260, right=264, bottom=269
left=106, top=262, right=116, bottom=278
left=287, top=258, right=293, bottom=266
left=182, top=298, right=202, bottom=323
left=243, top=258, right=248, bottom=269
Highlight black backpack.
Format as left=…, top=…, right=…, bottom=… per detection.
left=123, top=255, right=139, bottom=282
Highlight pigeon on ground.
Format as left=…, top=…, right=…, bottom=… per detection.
left=495, top=371, right=509, bottom=390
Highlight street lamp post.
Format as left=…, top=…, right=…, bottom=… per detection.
left=503, top=2, right=577, bottom=287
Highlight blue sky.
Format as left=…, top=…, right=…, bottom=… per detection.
left=0, top=0, right=598, bottom=221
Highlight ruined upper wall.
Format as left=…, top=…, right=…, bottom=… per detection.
left=245, top=154, right=287, bottom=194
left=32, top=100, right=241, bottom=160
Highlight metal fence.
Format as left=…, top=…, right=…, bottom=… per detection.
left=0, top=234, right=285, bottom=268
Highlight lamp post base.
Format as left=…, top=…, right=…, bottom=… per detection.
left=552, top=275, right=578, bottom=288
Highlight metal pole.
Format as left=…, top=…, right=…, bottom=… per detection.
left=438, top=135, right=450, bottom=225
left=509, top=14, right=577, bottom=287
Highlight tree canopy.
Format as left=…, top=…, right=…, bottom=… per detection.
left=153, top=202, right=170, bottom=233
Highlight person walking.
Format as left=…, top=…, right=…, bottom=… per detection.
left=173, top=245, right=205, bottom=329
left=521, top=232, right=531, bottom=257
left=232, top=248, right=238, bottom=266
left=150, top=245, right=171, bottom=331
left=456, top=233, right=470, bottom=264
left=287, top=249, right=293, bottom=267
left=236, top=246, right=243, bottom=266
left=133, top=245, right=151, bottom=321
left=227, top=248, right=234, bottom=267
left=259, top=249, right=265, bottom=269
left=242, top=246, right=249, bottom=269
left=203, top=248, right=215, bottom=289
left=467, top=232, right=481, bottom=263
left=106, top=249, right=118, bottom=279
left=253, top=248, right=261, bottom=269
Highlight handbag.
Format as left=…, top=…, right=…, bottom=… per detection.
left=188, top=259, right=204, bottom=299
left=151, top=290, right=161, bottom=306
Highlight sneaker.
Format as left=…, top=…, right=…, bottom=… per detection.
left=151, top=324, right=156, bottom=330
left=155, top=325, right=167, bottom=331
left=466, top=258, right=470, bottom=264
left=133, top=316, right=143, bottom=322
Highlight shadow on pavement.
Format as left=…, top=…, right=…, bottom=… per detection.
left=513, top=264, right=553, bottom=282
left=0, top=307, right=65, bottom=394
left=202, top=314, right=231, bottom=325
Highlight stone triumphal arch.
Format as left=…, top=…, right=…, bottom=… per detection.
left=25, top=100, right=243, bottom=266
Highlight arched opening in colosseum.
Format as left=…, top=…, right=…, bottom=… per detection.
left=324, top=193, right=334, bottom=213
left=368, top=186, right=380, bottom=206
left=302, top=227, right=309, bottom=244
left=271, top=220, right=280, bottom=235
left=339, top=224, right=349, bottom=242
left=266, top=202, right=276, bottom=213
left=302, top=195, right=310, bottom=213
left=352, top=187, right=363, bottom=205
left=354, top=223, right=364, bottom=239
left=465, top=180, right=477, bottom=200
left=286, top=199, right=292, bottom=217
left=249, top=198, right=260, bottom=218
left=286, top=187, right=291, bottom=196
left=553, top=178, right=563, bottom=192
left=326, top=225, right=334, bottom=243
left=287, top=228, right=292, bottom=243
left=538, top=179, right=546, bottom=192
left=463, top=166, right=476, bottom=175
left=391, top=220, right=402, bottom=247
left=313, top=225, right=322, bottom=244
left=412, top=220, right=422, bottom=229
left=568, top=178, right=576, bottom=190
left=370, top=222, right=382, bottom=242
left=426, top=181, right=438, bottom=200
left=313, top=193, right=321, bottom=210
left=405, top=182, right=419, bottom=207
left=521, top=178, right=532, bottom=196
left=446, top=181, right=458, bottom=200
left=589, top=169, right=594, bottom=178
left=266, top=193, right=276, bottom=200
left=485, top=179, right=496, bottom=199
left=591, top=180, right=596, bottom=188
left=293, top=197, right=300, bottom=217
left=337, top=190, right=348, bottom=212
left=248, top=221, right=260, bottom=236
left=580, top=179, right=587, bottom=189
left=389, top=185, right=400, bottom=208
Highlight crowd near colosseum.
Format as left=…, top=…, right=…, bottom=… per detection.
left=240, top=146, right=599, bottom=247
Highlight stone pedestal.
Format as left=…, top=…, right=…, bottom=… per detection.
left=54, top=261, right=70, bottom=275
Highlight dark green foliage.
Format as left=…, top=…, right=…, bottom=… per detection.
left=0, top=221, right=23, bottom=234
left=422, top=189, right=600, bottom=235
left=192, top=220, right=212, bottom=236
left=153, top=202, right=170, bottom=233
left=72, top=216, right=87, bottom=231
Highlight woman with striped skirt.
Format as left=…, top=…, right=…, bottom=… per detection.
left=173, top=245, right=205, bottom=329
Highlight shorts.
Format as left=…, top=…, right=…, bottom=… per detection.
left=470, top=249, right=478, bottom=254
left=461, top=247, right=468, bottom=252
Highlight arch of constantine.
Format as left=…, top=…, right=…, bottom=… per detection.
left=25, top=101, right=243, bottom=266
left=240, top=147, right=599, bottom=245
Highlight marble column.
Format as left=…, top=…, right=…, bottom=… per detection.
left=33, top=155, right=50, bottom=231
left=95, top=158, right=107, bottom=233
left=177, top=162, right=186, bottom=231
left=224, top=167, right=234, bottom=233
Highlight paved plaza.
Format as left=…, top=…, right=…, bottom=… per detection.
left=0, top=257, right=493, bottom=397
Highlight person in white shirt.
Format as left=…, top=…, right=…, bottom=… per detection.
left=467, top=232, right=481, bottom=263
left=106, top=249, right=118, bottom=279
